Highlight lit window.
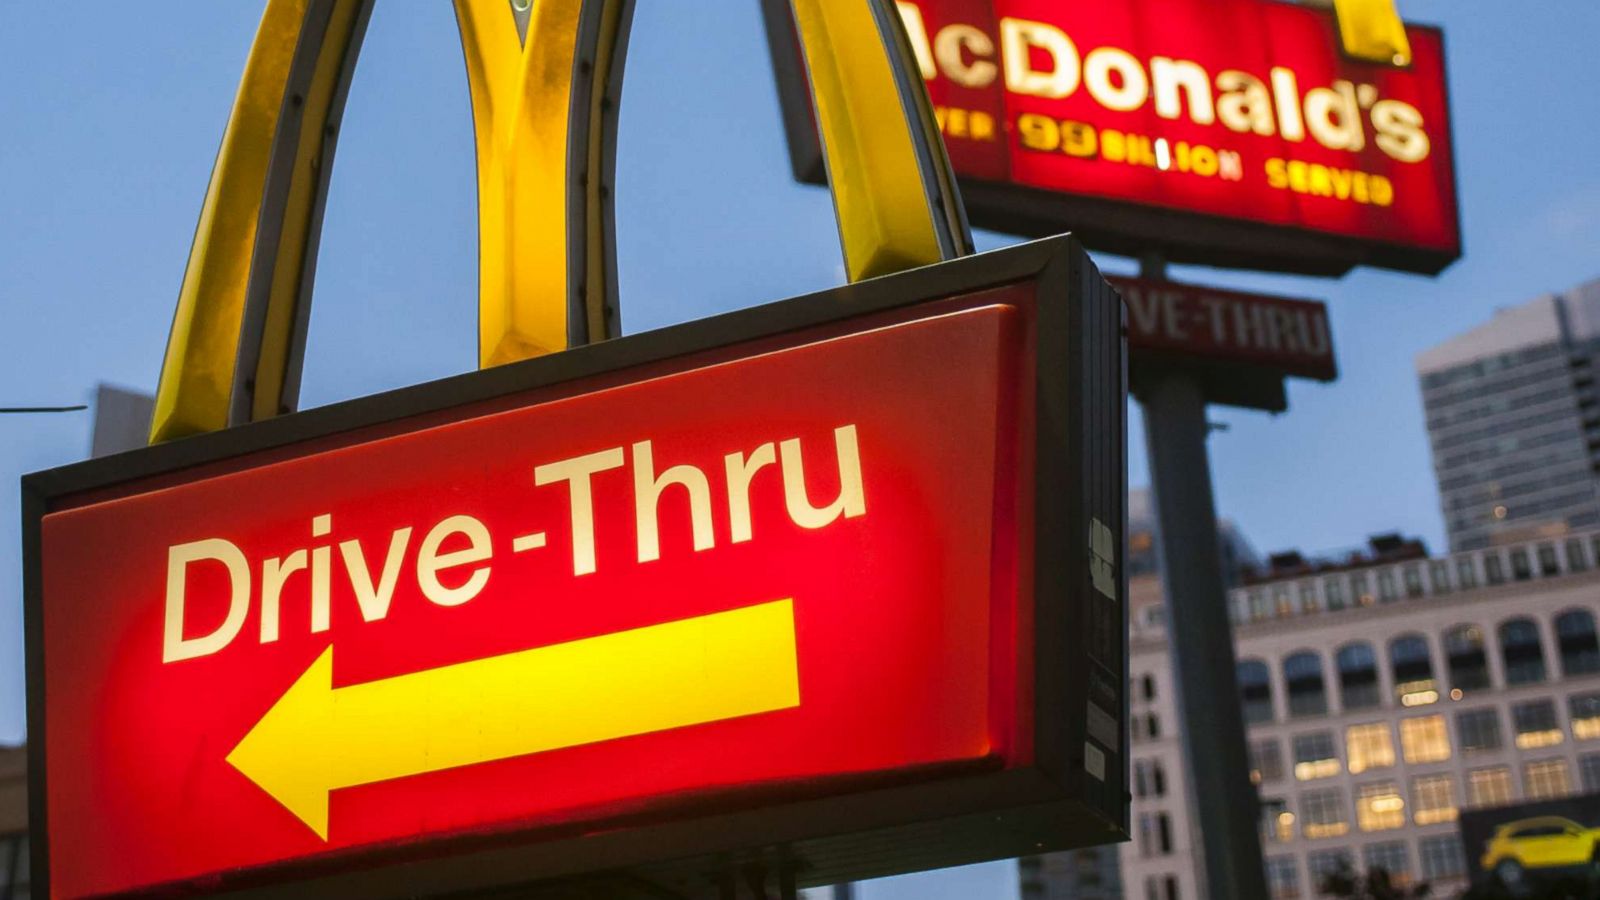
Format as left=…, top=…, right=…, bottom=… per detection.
left=1357, top=782, right=1405, bottom=831
left=1260, top=797, right=1294, bottom=844
left=1524, top=758, right=1573, bottom=801
left=1293, top=732, right=1341, bottom=780
left=1351, top=572, right=1374, bottom=605
left=1412, top=774, right=1458, bottom=825
left=1556, top=609, right=1600, bottom=676
left=1345, top=723, right=1395, bottom=774
left=1250, top=739, right=1284, bottom=784
left=1337, top=643, right=1380, bottom=710
left=1400, top=715, right=1452, bottom=763
left=1571, top=693, right=1600, bottom=740
left=1300, top=788, right=1348, bottom=839
left=1466, top=767, right=1514, bottom=808
left=1362, top=841, right=1411, bottom=887
left=1265, top=855, right=1300, bottom=899
left=1285, top=652, right=1328, bottom=717
left=1500, top=618, right=1547, bottom=685
left=1390, top=634, right=1438, bottom=705
left=1513, top=699, right=1564, bottom=749
left=1419, top=834, right=1466, bottom=880
left=1456, top=708, right=1502, bottom=754
left=1444, top=624, right=1490, bottom=695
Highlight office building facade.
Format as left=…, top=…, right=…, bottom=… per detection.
left=1418, top=277, right=1600, bottom=552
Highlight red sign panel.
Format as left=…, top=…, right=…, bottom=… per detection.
left=765, top=0, right=1460, bottom=275
left=25, top=242, right=1126, bottom=897
left=1111, top=276, right=1336, bottom=382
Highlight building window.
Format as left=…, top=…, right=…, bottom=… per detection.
left=1398, top=715, right=1451, bottom=763
left=1351, top=571, right=1374, bottom=605
left=1300, top=788, right=1349, bottom=838
left=1524, top=758, right=1573, bottom=800
left=1513, top=699, right=1564, bottom=749
left=1260, top=797, right=1294, bottom=844
left=1467, top=767, right=1515, bottom=808
left=1485, top=554, right=1506, bottom=585
left=1337, top=642, right=1380, bottom=710
left=1403, top=566, right=1425, bottom=598
left=1429, top=560, right=1452, bottom=593
left=1568, top=538, right=1590, bottom=572
left=1571, top=693, right=1600, bottom=740
left=1250, top=739, right=1284, bottom=784
left=1143, top=673, right=1158, bottom=701
left=1500, top=617, right=1548, bottom=685
left=1356, top=782, right=1406, bottom=831
left=1298, top=581, right=1319, bottom=615
left=0, top=833, right=29, bottom=900
left=1444, top=624, right=1490, bottom=695
left=1137, top=812, right=1172, bottom=855
left=1325, top=578, right=1346, bottom=611
left=1274, top=585, right=1292, bottom=617
left=1420, top=834, right=1467, bottom=880
left=1294, top=731, right=1341, bottom=780
left=1346, top=723, right=1396, bottom=774
left=1582, top=753, right=1600, bottom=793
left=1456, top=708, right=1503, bottom=754
left=1456, top=557, right=1478, bottom=589
left=1377, top=569, right=1398, bottom=603
left=1285, top=652, right=1328, bottom=717
left=1307, top=849, right=1353, bottom=890
left=1249, top=589, right=1270, bottom=620
left=1556, top=609, right=1600, bottom=676
left=1412, top=773, right=1458, bottom=825
left=1147, top=713, right=1160, bottom=739
left=1510, top=548, right=1533, bottom=581
left=1362, top=840, right=1412, bottom=887
left=1538, top=543, right=1561, bottom=576
left=1239, top=659, right=1274, bottom=724
left=1390, top=634, right=1437, bottom=706
left=1265, top=855, right=1300, bottom=899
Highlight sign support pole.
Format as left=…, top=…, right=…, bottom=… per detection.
left=1137, top=254, right=1269, bottom=900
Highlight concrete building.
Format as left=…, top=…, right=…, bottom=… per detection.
left=1117, top=528, right=1600, bottom=899
left=1417, top=277, right=1600, bottom=552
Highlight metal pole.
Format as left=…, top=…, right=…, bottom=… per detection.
left=1137, top=255, right=1268, bottom=900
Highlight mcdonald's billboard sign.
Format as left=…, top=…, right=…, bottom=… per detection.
left=22, top=2, right=1127, bottom=897
left=765, top=0, right=1462, bottom=276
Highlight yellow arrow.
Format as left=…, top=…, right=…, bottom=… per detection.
left=227, top=599, right=801, bottom=839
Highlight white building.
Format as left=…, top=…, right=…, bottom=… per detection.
left=1122, top=529, right=1600, bottom=899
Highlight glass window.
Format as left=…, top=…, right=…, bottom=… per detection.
left=1456, top=708, right=1502, bottom=754
left=1403, top=566, right=1424, bottom=598
left=1420, top=834, right=1466, bottom=880
left=1568, top=538, right=1590, bottom=572
left=1513, top=699, right=1564, bottom=749
left=1294, top=732, right=1341, bottom=780
left=1412, top=773, right=1458, bottom=825
left=1260, top=797, right=1294, bottom=844
left=1356, top=782, right=1405, bottom=831
left=1362, top=841, right=1412, bottom=887
left=1582, top=753, right=1600, bottom=793
left=1298, top=582, right=1319, bottom=615
left=1525, top=758, right=1573, bottom=800
left=1300, top=788, right=1348, bottom=838
left=1377, top=569, right=1398, bottom=603
left=1400, top=715, right=1452, bottom=763
left=1337, top=642, right=1380, bottom=710
left=1143, top=674, right=1158, bottom=701
left=1390, top=634, right=1437, bottom=706
left=1324, top=578, right=1346, bottom=611
left=1538, top=543, right=1560, bottom=576
left=1511, top=548, right=1533, bottom=581
left=1346, top=723, right=1395, bottom=774
left=1239, top=659, right=1274, bottom=724
left=1456, top=557, right=1478, bottom=589
left=1351, top=572, right=1374, bottom=605
left=1307, top=849, right=1353, bottom=889
left=1467, top=767, right=1515, bottom=808
left=1571, top=693, right=1600, bottom=740
left=1486, top=554, right=1505, bottom=585
left=1556, top=609, right=1600, bottom=676
left=1250, top=739, right=1285, bottom=784
left=1500, top=617, right=1547, bottom=685
left=1249, top=590, right=1269, bottom=620
left=1429, top=561, right=1452, bottom=593
left=1265, top=855, right=1300, bottom=899
left=1273, top=586, right=1292, bottom=617
left=1284, top=652, right=1328, bottom=717
left=1444, top=624, right=1490, bottom=695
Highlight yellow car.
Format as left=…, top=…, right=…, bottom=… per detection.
left=1481, top=816, right=1600, bottom=887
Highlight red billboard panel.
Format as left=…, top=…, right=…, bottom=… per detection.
left=764, top=0, right=1461, bottom=275
left=24, top=239, right=1127, bottom=898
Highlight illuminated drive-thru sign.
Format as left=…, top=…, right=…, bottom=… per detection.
left=25, top=238, right=1126, bottom=898
left=764, top=0, right=1461, bottom=276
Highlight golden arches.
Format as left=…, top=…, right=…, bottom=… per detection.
left=150, top=0, right=971, bottom=444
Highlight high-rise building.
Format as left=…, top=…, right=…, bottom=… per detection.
left=1113, top=528, right=1600, bottom=900
left=1417, top=277, right=1600, bottom=552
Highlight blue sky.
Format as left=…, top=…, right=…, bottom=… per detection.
left=1, top=3, right=1597, bottom=897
